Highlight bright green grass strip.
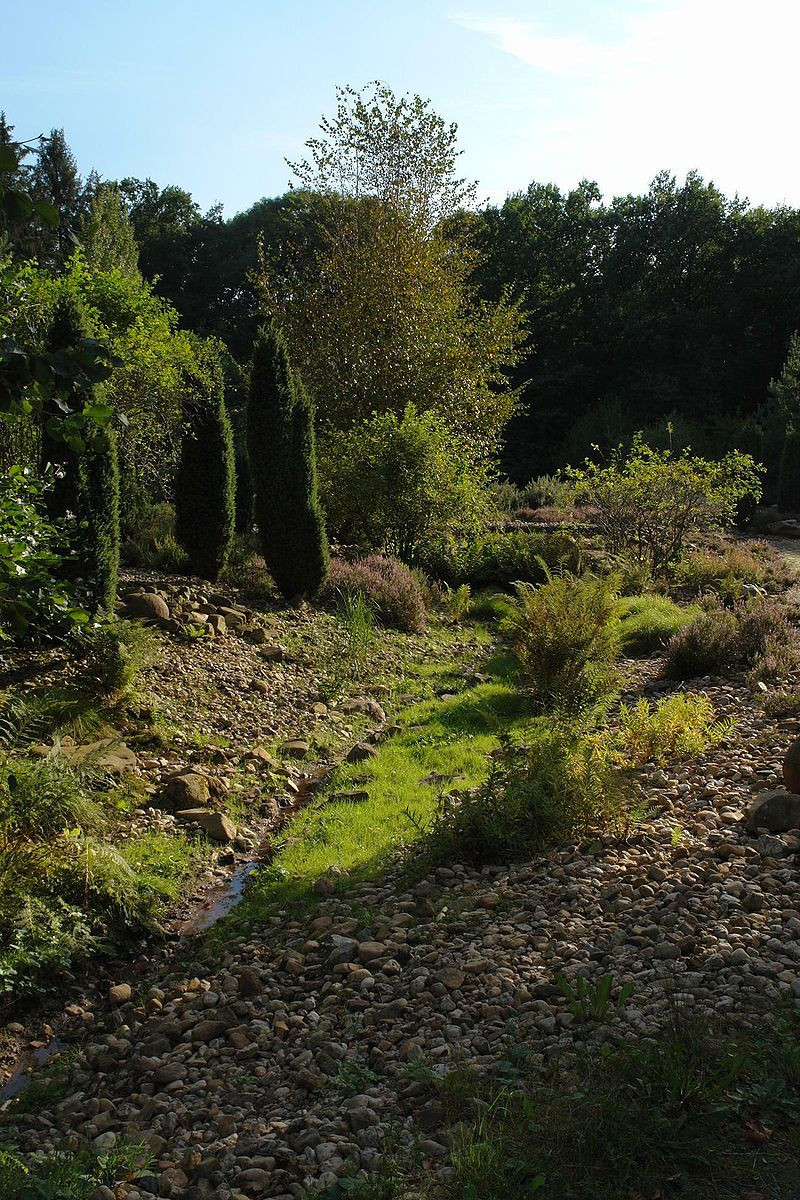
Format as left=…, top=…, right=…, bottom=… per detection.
left=118, top=829, right=209, bottom=901
left=215, top=649, right=528, bottom=933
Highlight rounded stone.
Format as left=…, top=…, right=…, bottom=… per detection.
left=783, top=737, right=800, bottom=793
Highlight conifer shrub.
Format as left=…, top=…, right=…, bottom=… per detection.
left=174, top=353, right=235, bottom=580
left=43, top=293, right=120, bottom=614
left=777, top=427, right=800, bottom=513
left=247, top=325, right=328, bottom=599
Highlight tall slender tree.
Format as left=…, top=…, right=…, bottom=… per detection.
left=247, top=324, right=328, bottom=599
left=33, top=129, right=82, bottom=266
left=174, top=350, right=236, bottom=580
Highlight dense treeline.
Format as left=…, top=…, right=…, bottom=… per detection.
left=4, top=109, right=800, bottom=489
left=100, top=171, right=800, bottom=482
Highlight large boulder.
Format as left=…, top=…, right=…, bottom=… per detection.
left=175, top=808, right=236, bottom=842
left=746, top=789, right=800, bottom=833
left=62, top=739, right=138, bottom=776
left=161, top=769, right=211, bottom=809
left=124, top=592, right=170, bottom=622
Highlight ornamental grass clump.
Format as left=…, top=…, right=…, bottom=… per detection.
left=324, top=555, right=426, bottom=633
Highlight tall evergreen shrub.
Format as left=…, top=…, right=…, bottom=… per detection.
left=174, top=355, right=236, bottom=580
left=247, top=324, right=329, bottom=599
left=43, top=293, right=120, bottom=613
left=778, top=427, right=800, bottom=514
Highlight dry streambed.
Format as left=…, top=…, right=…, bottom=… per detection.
left=5, top=660, right=800, bottom=1199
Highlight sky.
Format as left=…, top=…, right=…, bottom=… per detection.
left=4, top=0, right=800, bottom=217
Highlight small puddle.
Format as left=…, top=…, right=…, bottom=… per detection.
left=179, top=859, right=260, bottom=935
left=1, top=1037, right=65, bottom=1103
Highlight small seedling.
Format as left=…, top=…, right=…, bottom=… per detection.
left=555, top=972, right=635, bottom=1021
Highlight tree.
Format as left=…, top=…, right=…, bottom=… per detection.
left=248, top=324, right=328, bottom=599
left=288, top=81, right=477, bottom=230
left=43, top=292, right=120, bottom=613
left=773, top=333, right=800, bottom=512
left=81, top=183, right=139, bottom=276
left=174, top=350, right=235, bottom=580
left=263, top=85, right=525, bottom=458
left=32, top=129, right=84, bottom=266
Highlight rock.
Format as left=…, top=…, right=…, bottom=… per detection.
left=251, top=679, right=269, bottom=694
left=191, top=1019, right=227, bottom=1043
left=62, top=739, right=138, bottom=776
left=244, top=747, right=280, bottom=769
left=176, top=809, right=237, bottom=842
left=346, top=742, right=378, bottom=763
left=783, top=738, right=800, bottom=793
left=217, top=607, right=246, bottom=627
left=339, top=698, right=387, bottom=722
left=108, top=982, right=132, bottom=1004
left=162, top=770, right=211, bottom=808
left=329, top=790, right=370, bottom=804
left=281, top=739, right=310, bottom=758
left=124, top=592, right=170, bottom=622
left=746, top=789, right=800, bottom=833
left=358, top=941, right=389, bottom=963
left=436, top=966, right=466, bottom=990
left=206, top=613, right=227, bottom=635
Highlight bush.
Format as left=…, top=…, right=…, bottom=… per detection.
left=323, top=555, right=426, bottom=633
left=511, top=573, right=620, bottom=715
left=319, top=404, right=492, bottom=562
left=420, top=529, right=583, bottom=589
left=521, top=473, right=575, bottom=510
left=77, top=620, right=159, bottom=700
left=43, top=291, right=120, bottom=615
left=417, top=720, right=634, bottom=867
left=174, top=352, right=235, bottom=580
left=664, top=597, right=796, bottom=679
left=248, top=324, right=329, bottom=599
left=608, top=694, right=730, bottom=767
left=570, top=437, right=763, bottom=576
left=674, top=538, right=791, bottom=599
left=617, top=594, right=700, bottom=656
left=0, top=468, right=90, bottom=641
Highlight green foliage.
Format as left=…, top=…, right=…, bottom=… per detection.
left=675, top=538, right=790, bottom=599
left=554, top=971, right=634, bottom=1021
left=664, top=596, right=796, bottom=679
left=248, top=324, right=329, bottom=598
left=616, top=593, right=700, bottom=655
left=442, top=1004, right=800, bottom=1200
left=511, top=573, right=620, bottom=716
left=606, top=693, right=730, bottom=767
left=417, top=720, right=634, bottom=868
left=0, top=467, right=90, bottom=640
left=319, top=404, right=492, bottom=562
left=521, top=473, right=575, bottom=510
left=80, top=183, right=139, bottom=277
left=43, top=291, right=120, bottom=614
left=420, top=529, right=582, bottom=589
left=778, top=426, right=800, bottom=513
left=174, top=352, right=235, bottom=580
left=570, top=438, right=763, bottom=576
left=0, top=1138, right=150, bottom=1200
left=77, top=619, right=159, bottom=700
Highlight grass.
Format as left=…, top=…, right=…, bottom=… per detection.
left=213, top=643, right=529, bottom=930
left=437, top=1002, right=800, bottom=1200
left=616, top=593, right=701, bottom=656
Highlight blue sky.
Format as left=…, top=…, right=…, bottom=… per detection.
left=4, top=0, right=800, bottom=216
